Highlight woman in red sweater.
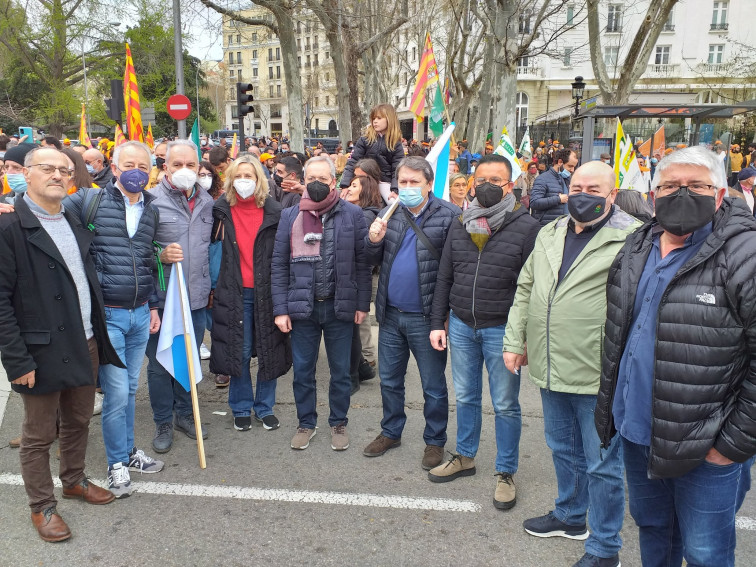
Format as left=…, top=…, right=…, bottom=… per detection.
left=209, top=156, right=291, bottom=432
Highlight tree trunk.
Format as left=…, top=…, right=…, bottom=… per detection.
left=468, top=30, right=495, bottom=153
left=342, top=26, right=364, bottom=141
left=273, top=8, right=305, bottom=153
left=491, top=1, right=518, bottom=141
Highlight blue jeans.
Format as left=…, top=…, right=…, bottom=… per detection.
left=622, top=437, right=754, bottom=567
left=228, top=288, right=277, bottom=418
left=541, top=389, right=624, bottom=558
left=98, top=304, right=150, bottom=467
left=146, top=307, right=206, bottom=425
left=290, top=299, right=353, bottom=428
left=378, top=306, right=448, bottom=445
left=448, top=312, right=520, bottom=473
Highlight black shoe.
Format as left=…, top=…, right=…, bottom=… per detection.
left=573, top=553, right=621, bottom=567
left=174, top=414, right=208, bottom=440
left=234, top=416, right=252, bottom=431
left=255, top=414, right=280, bottom=430
left=358, top=358, right=376, bottom=381
left=523, top=511, right=588, bottom=540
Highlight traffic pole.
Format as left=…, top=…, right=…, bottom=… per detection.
left=173, top=0, right=186, bottom=138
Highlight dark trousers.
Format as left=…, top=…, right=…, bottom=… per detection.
left=19, top=337, right=98, bottom=513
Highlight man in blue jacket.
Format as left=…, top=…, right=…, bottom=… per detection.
left=530, top=148, right=577, bottom=225
left=272, top=155, right=371, bottom=452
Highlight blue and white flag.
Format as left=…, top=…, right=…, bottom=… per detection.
left=156, top=261, right=202, bottom=392
left=425, top=123, right=456, bottom=201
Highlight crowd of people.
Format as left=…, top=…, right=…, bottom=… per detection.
left=1, top=105, right=755, bottom=567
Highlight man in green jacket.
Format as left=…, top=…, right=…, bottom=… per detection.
left=503, top=161, right=640, bottom=567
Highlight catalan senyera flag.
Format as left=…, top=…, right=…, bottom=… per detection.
left=123, top=43, right=144, bottom=142
left=79, top=103, right=92, bottom=149
left=230, top=133, right=239, bottom=159
left=409, top=33, right=440, bottom=122
left=145, top=123, right=155, bottom=149
left=114, top=124, right=127, bottom=147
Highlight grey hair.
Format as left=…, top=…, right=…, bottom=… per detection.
left=24, top=146, right=60, bottom=166
left=165, top=139, right=199, bottom=163
left=303, top=155, right=336, bottom=180
left=397, top=156, right=434, bottom=184
left=651, top=146, right=728, bottom=192
left=113, top=140, right=152, bottom=165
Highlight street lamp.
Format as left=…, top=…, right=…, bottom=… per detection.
left=571, top=75, right=586, bottom=117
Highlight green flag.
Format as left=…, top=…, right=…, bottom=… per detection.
left=190, top=118, right=202, bottom=162
left=429, top=84, right=445, bottom=138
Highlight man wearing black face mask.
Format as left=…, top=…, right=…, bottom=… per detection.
left=427, top=154, right=540, bottom=510
left=271, top=155, right=371, bottom=453
left=272, top=156, right=304, bottom=208
left=530, top=148, right=577, bottom=226
left=596, top=146, right=756, bottom=567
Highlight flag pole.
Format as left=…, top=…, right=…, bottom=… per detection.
left=175, top=262, right=206, bottom=469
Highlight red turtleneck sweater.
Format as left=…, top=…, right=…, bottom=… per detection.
left=230, top=196, right=264, bottom=288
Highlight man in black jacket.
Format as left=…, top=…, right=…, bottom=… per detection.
left=362, top=156, right=460, bottom=470
left=529, top=148, right=576, bottom=225
left=427, top=154, right=540, bottom=510
left=83, top=148, right=113, bottom=188
left=0, top=147, right=121, bottom=542
left=596, top=146, right=756, bottom=567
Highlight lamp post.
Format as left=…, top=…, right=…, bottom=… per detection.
left=195, top=64, right=201, bottom=126
left=571, top=75, right=586, bottom=118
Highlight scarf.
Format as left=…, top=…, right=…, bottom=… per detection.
left=462, top=193, right=516, bottom=251
left=291, top=188, right=340, bottom=261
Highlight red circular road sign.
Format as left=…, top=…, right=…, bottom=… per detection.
left=166, top=94, right=192, bottom=120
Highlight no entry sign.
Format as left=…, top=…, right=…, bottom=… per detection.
left=167, top=94, right=192, bottom=120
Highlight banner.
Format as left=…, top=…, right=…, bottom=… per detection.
left=637, top=125, right=665, bottom=158
left=614, top=118, right=634, bottom=188
left=124, top=43, right=144, bottom=142
left=519, top=128, right=532, bottom=159
left=429, top=84, right=445, bottom=138
left=79, top=103, right=92, bottom=149
left=493, top=127, right=522, bottom=182
left=409, top=33, right=440, bottom=122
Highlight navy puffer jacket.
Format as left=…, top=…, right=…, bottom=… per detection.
left=64, top=183, right=159, bottom=309
left=529, top=167, right=568, bottom=225
left=366, top=194, right=460, bottom=323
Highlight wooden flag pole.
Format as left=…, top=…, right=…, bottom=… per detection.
left=380, top=197, right=401, bottom=222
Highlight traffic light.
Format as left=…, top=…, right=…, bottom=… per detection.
left=236, top=82, right=254, bottom=117
left=104, top=79, right=125, bottom=123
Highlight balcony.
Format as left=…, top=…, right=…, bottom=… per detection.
left=699, top=62, right=724, bottom=74
left=710, top=23, right=729, bottom=31
left=646, top=63, right=680, bottom=77
left=661, top=23, right=675, bottom=32
left=516, top=65, right=542, bottom=78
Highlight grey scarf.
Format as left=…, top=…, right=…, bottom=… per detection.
left=461, top=193, right=516, bottom=249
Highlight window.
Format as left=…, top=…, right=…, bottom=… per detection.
left=228, top=52, right=234, bottom=64
left=229, top=70, right=235, bottom=78
left=231, top=105, right=239, bottom=118
left=566, top=5, right=574, bottom=25
left=297, top=38, right=301, bottom=50
left=306, top=54, right=311, bottom=66
left=305, top=37, right=310, bottom=49
left=607, top=5, right=622, bottom=32
left=519, top=13, right=531, bottom=34
left=516, top=92, right=528, bottom=127
left=268, top=48, right=273, bottom=61
left=325, top=72, right=330, bottom=81
left=276, top=47, right=280, bottom=60
left=236, top=34, right=241, bottom=44
left=663, top=9, right=674, bottom=31
left=297, top=21, right=302, bottom=34
left=315, top=97, right=319, bottom=107
left=305, top=22, right=310, bottom=33
left=654, top=46, right=670, bottom=65
left=252, top=67, right=258, bottom=78
left=277, top=85, right=281, bottom=97
left=412, top=47, right=417, bottom=61
left=252, top=32, right=257, bottom=42
left=326, top=95, right=329, bottom=106
left=268, top=66, right=274, bottom=79
left=604, top=46, right=619, bottom=67
left=708, top=44, right=724, bottom=63
left=298, top=56, right=301, bottom=66
left=276, top=66, right=281, bottom=79
left=228, top=34, right=233, bottom=45
left=269, top=85, right=274, bottom=97
left=563, top=47, right=572, bottom=67
left=326, top=51, right=330, bottom=59
left=252, top=49, right=257, bottom=59
left=315, top=118, right=319, bottom=130
left=236, top=52, right=242, bottom=64
left=314, top=54, right=319, bottom=66
left=237, top=69, right=242, bottom=79
left=711, top=1, right=728, bottom=29
left=517, top=56, right=529, bottom=68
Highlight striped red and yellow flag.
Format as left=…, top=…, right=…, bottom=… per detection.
left=145, top=123, right=155, bottom=149
left=79, top=103, right=92, bottom=148
left=230, top=133, right=239, bottom=159
left=123, top=43, right=144, bottom=142
left=114, top=124, right=127, bottom=147
left=409, top=33, right=440, bottom=122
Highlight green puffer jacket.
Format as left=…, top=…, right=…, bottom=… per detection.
left=503, top=206, right=641, bottom=394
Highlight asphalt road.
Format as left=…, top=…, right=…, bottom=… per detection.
left=1, top=327, right=754, bottom=567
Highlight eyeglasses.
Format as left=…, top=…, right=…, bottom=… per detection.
left=28, top=164, right=74, bottom=178
left=474, top=177, right=509, bottom=187
left=655, top=184, right=717, bottom=197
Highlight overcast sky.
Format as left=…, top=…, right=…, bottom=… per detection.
left=184, top=6, right=224, bottom=62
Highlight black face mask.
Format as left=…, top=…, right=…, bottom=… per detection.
left=272, top=173, right=284, bottom=186
left=654, top=188, right=715, bottom=236
left=307, top=180, right=331, bottom=202
left=155, top=157, right=165, bottom=170
left=475, top=182, right=504, bottom=208
left=568, top=193, right=607, bottom=223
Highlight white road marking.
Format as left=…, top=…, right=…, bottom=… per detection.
left=736, top=516, right=756, bottom=531
left=0, top=473, right=480, bottom=513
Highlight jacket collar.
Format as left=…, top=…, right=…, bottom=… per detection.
left=105, top=179, right=156, bottom=205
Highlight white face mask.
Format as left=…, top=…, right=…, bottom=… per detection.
left=234, top=178, right=256, bottom=199
left=170, top=168, right=197, bottom=191
left=197, top=176, right=213, bottom=191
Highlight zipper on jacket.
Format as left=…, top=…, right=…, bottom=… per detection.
left=471, top=249, right=482, bottom=329
left=129, top=237, right=138, bottom=309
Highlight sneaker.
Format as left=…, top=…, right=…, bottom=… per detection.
left=422, top=444, right=444, bottom=471
left=107, top=463, right=133, bottom=498
left=152, top=422, right=173, bottom=454
left=573, top=553, right=621, bottom=567
left=428, top=453, right=476, bottom=483
left=493, top=472, right=516, bottom=510
left=523, top=511, right=589, bottom=540
left=174, top=413, right=208, bottom=440
left=234, top=416, right=252, bottom=431
left=255, top=414, right=280, bottom=430
left=330, top=424, right=349, bottom=451
left=358, top=358, right=376, bottom=381
left=214, top=374, right=230, bottom=388
left=200, top=343, right=211, bottom=360
left=128, top=448, right=164, bottom=474
left=92, top=392, right=104, bottom=416
left=291, top=427, right=316, bottom=450
left=363, top=434, right=401, bottom=457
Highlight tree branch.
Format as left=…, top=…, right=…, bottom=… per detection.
left=198, top=0, right=279, bottom=34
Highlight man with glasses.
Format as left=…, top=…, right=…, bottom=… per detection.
left=0, top=147, right=122, bottom=541
left=427, top=154, right=540, bottom=510
left=504, top=161, right=640, bottom=567
left=82, top=148, right=113, bottom=188
left=596, top=146, right=756, bottom=567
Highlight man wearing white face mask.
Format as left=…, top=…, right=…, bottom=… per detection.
left=145, top=140, right=213, bottom=454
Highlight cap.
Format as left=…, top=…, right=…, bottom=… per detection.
left=738, top=167, right=756, bottom=181
left=63, top=138, right=71, bottom=145
left=3, top=143, right=36, bottom=166
left=260, top=153, right=274, bottom=162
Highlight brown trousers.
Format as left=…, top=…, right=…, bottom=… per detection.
left=19, top=337, right=98, bottom=513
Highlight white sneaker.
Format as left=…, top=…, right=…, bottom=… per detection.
left=128, top=448, right=164, bottom=474
left=93, top=392, right=104, bottom=416
left=200, top=343, right=211, bottom=360
left=107, top=462, right=133, bottom=498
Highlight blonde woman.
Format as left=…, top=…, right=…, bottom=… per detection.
left=448, top=173, right=470, bottom=210
left=209, top=155, right=292, bottom=432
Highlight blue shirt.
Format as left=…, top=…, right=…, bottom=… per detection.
left=123, top=192, right=145, bottom=239
left=613, top=222, right=713, bottom=446
left=386, top=200, right=430, bottom=313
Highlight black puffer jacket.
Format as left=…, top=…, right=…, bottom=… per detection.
left=366, top=194, right=460, bottom=323
left=596, top=200, right=756, bottom=478
left=430, top=207, right=540, bottom=330
left=209, top=195, right=291, bottom=381
left=340, top=135, right=405, bottom=188
left=64, top=183, right=159, bottom=309
left=529, top=168, right=568, bottom=225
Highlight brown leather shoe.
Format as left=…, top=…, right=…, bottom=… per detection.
left=363, top=434, right=401, bottom=457
left=9, top=435, right=21, bottom=448
left=422, top=444, right=444, bottom=471
left=215, top=374, right=230, bottom=388
left=31, top=507, right=71, bottom=542
left=63, top=478, right=116, bottom=505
